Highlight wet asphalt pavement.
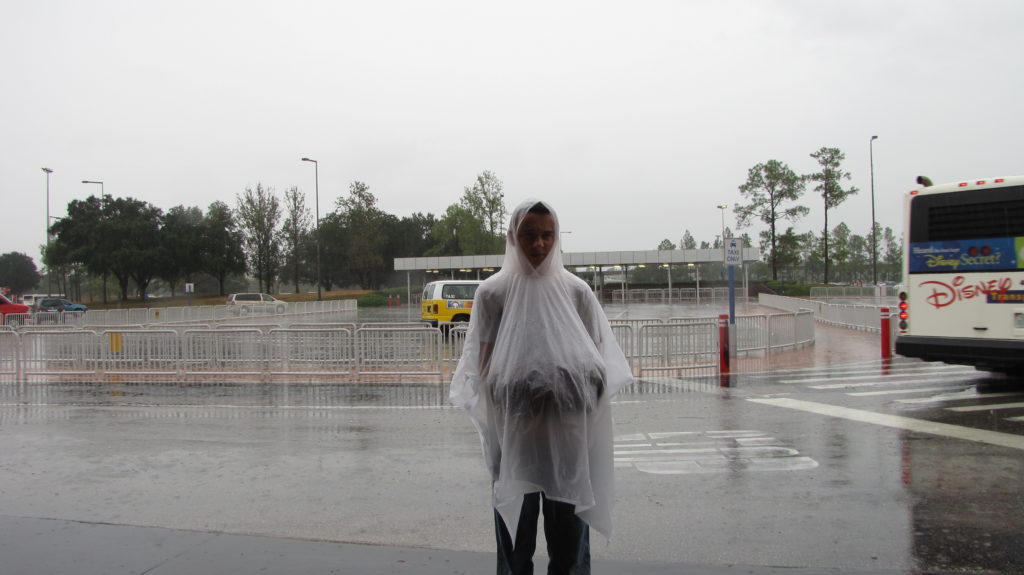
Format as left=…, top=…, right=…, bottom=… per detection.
left=1, top=303, right=1023, bottom=574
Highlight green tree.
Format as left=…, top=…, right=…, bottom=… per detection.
left=50, top=195, right=163, bottom=301
left=317, top=212, right=347, bottom=290
left=680, top=230, right=696, bottom=250
left=236, top=183, right=282, bottom=294
left=200, top=201, right=246, bottom=296
left=161, top=205, right=205, bottom=296
left=847, top=231, right=869, bottom=284
left=109, top=196, right=164, bottom=300
left=771, top=227, right=804, bottom=281
left=0, top=252, right=41, bottom=295
left=830, top=222, right=852, bottom=282
left=867, top=221, right=883, bottom=284
left=808, top=147, right=858, bottom=284
left=337, top=181, right=387, bottom=289
left=883, top=227, right=903, bottom=283
left=657, top=239, right=676, bottom=250
left=49, top=196, right=110, bottom=302
left=280, top=186, right=311, bottom=294
left=461, top=170, right=507, bottom=240
left=391, top=212, right=437, bottom=258
left=735, top=159, right=809, bottom=280
left=428, top=204, right=494, bottom=257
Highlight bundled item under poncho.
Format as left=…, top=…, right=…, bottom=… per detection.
left=449, top=199, right=634, bottom=544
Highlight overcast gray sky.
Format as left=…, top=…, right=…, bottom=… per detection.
left=3, top=0, right=1022, bottom=268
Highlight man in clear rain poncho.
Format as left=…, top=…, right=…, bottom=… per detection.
left=450, top=199, right=634, bottom=575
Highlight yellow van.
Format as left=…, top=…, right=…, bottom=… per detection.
left=421, top=280, right=482, bottom=327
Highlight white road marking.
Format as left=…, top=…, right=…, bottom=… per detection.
left=895, top=392, right=1024, bottom=404
left=614, top=430, right=818, bottom=475
left=779, top=366, right=976, bottom=384
left=848, top=386, right=953, bottom=397
left=749, top=397, right=1024, bottom=451
left=809, top=378, right=960, bottom=390
left=946, top=402, right=1024, bottom=413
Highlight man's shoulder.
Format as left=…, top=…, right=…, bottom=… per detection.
left=561, top=272, right=594, bottom=294
left=476, top=275, right=508, bottom=305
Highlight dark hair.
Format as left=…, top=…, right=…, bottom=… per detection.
left=527, top=202, right=551, bottom=215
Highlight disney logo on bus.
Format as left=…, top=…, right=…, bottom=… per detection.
left=918, top=275, right=1012, bottom=309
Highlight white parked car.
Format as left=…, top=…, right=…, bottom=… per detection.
left=225, top=293, right=288, bottom=315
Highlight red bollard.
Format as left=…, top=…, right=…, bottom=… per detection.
left=388, top=294, right=393, bottom=307
left=880, top=307, right=891, bottom=359
left=719, top=314, right=730, bottom=374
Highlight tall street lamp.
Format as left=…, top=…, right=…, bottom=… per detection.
left=81, top=180, right=104, bottom=194
left=42, top=167, right=53, bottom=294
left=870, top=135, right=879, bottom=285
left=301, top=157, right=322, bottom=301
left=715, top=204, right=728, bottom=245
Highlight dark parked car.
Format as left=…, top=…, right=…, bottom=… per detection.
left=32, top=297, right=89, bottom=313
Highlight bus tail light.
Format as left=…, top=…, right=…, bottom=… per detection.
left=898, top=291, right=909, bottom=330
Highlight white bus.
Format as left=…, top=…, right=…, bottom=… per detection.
left=895, top=175, right=1024, bottom=375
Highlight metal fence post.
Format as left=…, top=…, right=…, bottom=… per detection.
left=718, top=314, right=730, bottom=374
left=880, top=307, right=892, bottom=359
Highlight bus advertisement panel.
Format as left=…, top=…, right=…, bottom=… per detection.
left=895, top=176, right=1024, bottom=375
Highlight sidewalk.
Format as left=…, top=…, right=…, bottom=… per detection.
left=1, top=515, right=911, bottom=575
left=735, top=322, right=886, bottom=372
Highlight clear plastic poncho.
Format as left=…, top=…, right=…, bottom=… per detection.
left=449, top=199, right=634, bottom=544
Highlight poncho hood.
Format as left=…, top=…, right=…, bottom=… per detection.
left=450, top=199, right=634, bottom=544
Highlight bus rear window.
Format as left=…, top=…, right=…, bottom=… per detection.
left=911, top=185, right=1024, bottom=242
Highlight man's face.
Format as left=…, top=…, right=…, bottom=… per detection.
left=517, top=212, right=556, bottom=268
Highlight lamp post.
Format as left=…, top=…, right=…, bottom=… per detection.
left=301, top=157, right=321, bottom=301
left=42, top=168, right=53, bottom=294
left=715, top=204, right=728, bottom=244
left=81, top=180, right=104, bottom=195
left=688, top=262, right=700, bottom=306
left=870, top=135, right=879, bottom=285
left=716, top=203, right=736, bottom=333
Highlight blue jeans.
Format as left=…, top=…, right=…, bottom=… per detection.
left=495, top=492, right=591, bottom=575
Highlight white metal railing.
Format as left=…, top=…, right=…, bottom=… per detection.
left=759, top=293, right=891, bottom=333
left=1, top=310, right=818, bottom=382
left=103, top=329, right=181, bottom=378
left=21, top=330, right=100, bottom=380
left=268, top=328, right=355, bottom=377
left=636, top=321, right=719, bottom=376
left=2, top=299, right=359, bottom=329
left=612, top=311, right=815, bottom=374
left=809, top=285, right=900, bottom=300
left=0, top=331, right=19, bottom=377
left=355, top=327, right=442, bottom=380
left=609, top=287, right=741, bottom=304
left=445, top=325, right=470, bottom=366
left=182, top=329, right=265, bottom=379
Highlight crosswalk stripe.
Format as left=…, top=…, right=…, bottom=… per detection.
left=749, top=397, right=1024, bottom=451
left=788, top=370, right=978, bottom=386
left=947, top=402, right=1024, bottom=413
left=774, top=364, right=973, bottom=380
left=848, top=386, right=954, bottom=397
left=895, top=392, right=1024, bottom=404
left=809, top=377, right=961, bottom=390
